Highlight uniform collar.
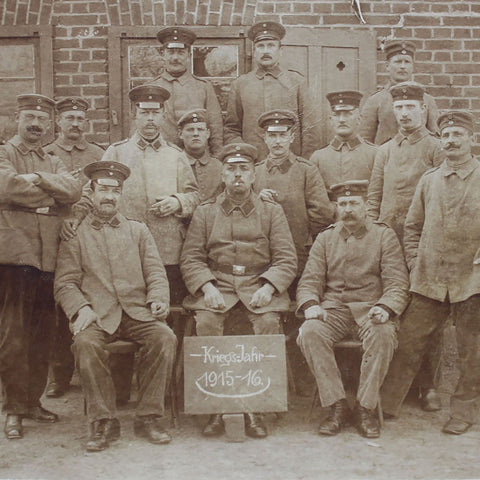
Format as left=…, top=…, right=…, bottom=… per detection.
left=393, top=126, right=428, bottom=146
left=55, top=136, right=88, bottom=152
left=330, top=135, right=362, bottom=151
left=255, top=64, right=282, bottom=79
left=88, top=212, right=121, bottom=230
left=9, top=135, right=46, bottom=159
left=161, top=70, right=191, bottom=84
left=265, top=152, right=294, bottom=173
left=441, top=156, right=478, bottom=180
left=221, top=192, right=256, bottom=217
left=186, top=150, right=211, bottom=166
left=337, top=218, right=372, bottom=240
left=134, top=132, right=164, bottom=151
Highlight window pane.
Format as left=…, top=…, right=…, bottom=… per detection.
left=0, top=44, right=35, bottom=77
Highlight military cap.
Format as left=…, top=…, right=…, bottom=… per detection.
left=177, top=109, right=207, bottom=128
left=257, top=109, right=297, bottom=131
left=17, top=94, right=55, bottom=114
left=326, top=90, right=363, bottom=111
left=437, top=110, right=475, bottom=133
left=156, top=27, right=197, bottom=48
left=248, top=21, right=286, bottom=43
left=84, top=161, right=131, bottom=187
left=330, top=180, right=369, bottom=201
left=384, top=39, right=416, bottom=60
left=56, top=97, right=89, bottom=114
left=129, top=85, right=170, bottom=109
left=220, top=143, right=258, bottom=164
left=389, top=82, right=425, bottom=102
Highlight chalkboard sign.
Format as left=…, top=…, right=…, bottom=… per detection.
left=184, top=335, right=288, bottom=415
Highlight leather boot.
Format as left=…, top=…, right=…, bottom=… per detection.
left=4, top=414, right=23, bottom=440
left=86, top=419, right=109, bottom=452
left=442, top=417, right=472, bottom=435
left=352, top=404, right=380, bottom=438
left=420, top=388, right=441, bottom=412
left=244, top=413, right=267, bottom=438
left=24, top=406, right=59, bottom=423
left=134, top=415, right=171, bottom=444
left=202, top=414, right=225, bottom=437
left=318, top=399, right=350, bottom=436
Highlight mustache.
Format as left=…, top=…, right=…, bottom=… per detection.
left=445, top=143, right=459, bottom=149
left=100, top=200, right=116, bottom=206
left=26, top=126, right=43, bottom=134
left=261, top=54, right=272, bottom=59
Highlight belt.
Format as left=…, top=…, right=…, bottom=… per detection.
left=0, top=205, right=58, bottom=216
left=208, top=261, right=270, bottom=276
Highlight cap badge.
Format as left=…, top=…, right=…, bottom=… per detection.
left=235, top=145, right=240, bottom=151
left=401, top=49, right=407, bottom=54
left=448, top=120, right=453, bottom=125
left=72, top=105, right=78, bottom=110
left=345, top=190, right=351, bottom=196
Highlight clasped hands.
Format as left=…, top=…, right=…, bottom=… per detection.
left=202, top=281, right=275, bottom=310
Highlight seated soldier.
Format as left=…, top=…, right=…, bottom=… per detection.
left=296, top=180, right=409, bottom=438
left=54, top=161, right=176, bottom=452
left=180, top=143, right=297, bottom=439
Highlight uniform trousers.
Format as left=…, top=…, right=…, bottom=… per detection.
left=72, top=313, right=177, bottom=423
left=0, top=265, right=55, bottom=414
left=381, top=293, right=480, bottom=423
left=297, top=306, right=397, bottom=410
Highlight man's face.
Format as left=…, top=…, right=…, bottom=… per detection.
left=57, top=110, right=87, bottom=141
left=163, top=47, right=189, bottom=76
left=263, top=130, right=294, bottom=158
left=91, top=182, right=122, bottom=216
left=393, top=99, right=425, bottom=131
left=16, top=109, right=51, bottom=144
left=386, top=54, right=414, bottom=84
left=134, top=107, right=163, bottom=140
left=179, top=122, right=210, bottom=153
left=337, top=195, right=367, bottom=230
left=254, top=40, right=281, bottom=69
left=329, top=109, right=360, bottom=138
left=222, top=162, right=255, bottom=196
left=440, top=126, right=473, bottom=162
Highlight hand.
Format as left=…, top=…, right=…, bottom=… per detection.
left=71, top=306, right=98, bottom=336
left=249, top=283, right=275, bottom=308
left=304, top=305, right=327, bottom=321
left=149, top=196, right=181, bottom=217
left=18, top=173, right=40, bottom=184
left=368, top=305, right=390, bottom=324
left=259, top=189, right=278, bottom=202
left=60, top=217, right=80, bottom=241
left=201, top=282, right=226, bottom=310
left=151, top=302, right=169, bottom=321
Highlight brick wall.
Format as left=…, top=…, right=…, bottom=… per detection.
left=1, top=0, right=479, bottom=150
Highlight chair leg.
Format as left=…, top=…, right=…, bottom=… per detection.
left=377, top=394, right=384, bottom=427
left=305, top=386, right=319, bottom=421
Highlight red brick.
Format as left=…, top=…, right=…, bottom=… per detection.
left=131, top=2, right=142, bottom=24
left=464, top=88, right=480, bottom=97
left=450, top=99, right=470, bottom=109
left=415, top=51, right=432, bottom=62
left=431, top=4, right=450, bottom=13
left=81, top=62, right=107, bottom=73
left=414, top=28, right=432, bottom=39
left=93, top=97, right=108, bottom=109
left=5, top=0, right=16, bottom=11
left=472, top=4, right=480, bottom=13
left=429, top=86, right=463, bottom=97
left=411, top=2, right=430, bottom=13
left=432, top=29, right=453, bottom=39
left=55, top=75, right=72, bottom=86
left=443, top=16, right=480, bottom=26
left=82, top=38, right=108, bottom=49
left=404, top=15, right=441, bottom=26
left=153, top=3, right=164, bottom=24
left=293, top=2, right=312, bottom=13
left=313, top=3, right=331, bottom=14
left=435, top=98, right=450, bottom=109
left=452, top=75, right=471, bottom=86
left=445, top=64, right=478, bottom=74
left=54, top=50, right=71, bottom=62
left=93, top=74, right=108, bottom=83
left=391, top=2, right=410, bottom=14
left=221, top=2, right=233, bottom=24
left=424, top=39, right=462, bottom=50
left=165, top=13, right=176, bottom=25
left=108, top=5, right=120, bottom=25
left=89, top=2, right=106, bottom=13
left=414, top=74, right=432, bottom=85
left=176, top=0, right=185, bottom=23
left=232, top=13, right=242, bottom=26
left=40, top=1, right=53, bottom=23
left=165, top=0, right=174, bottom=12
left=85, top=110, right=109, bottom=121
left=453, top=28, right=473, bottom=39
left=83, top=86, right=108, bottom=96
left=282, top=14, right=320, bottom=25
left=209, top=13, right=220, bottom=25
left=451, top=4, right=469, bottom=12
left=185, top=12, right=195, bottom=25
left=275, top=4, right=291, bottom=13
left=259, top=3, right=274, bottom=14
left=197, top=3, right=207, bottom=24
left=211, top=0, right=221, bottom=11
left=72, top=75, right=91, bottom=85
left=72, top=50, right=91, bottom=61
left=144, top=14, right=153, bottom=25
left=30, top=0, right=41, bottom=13
left=432, top=74, right=452, bottom=86
left=16, top=2, right=28, bottom=24
left=57, top=14, right=100, bottom=25
left=91, top=121, right=109, bottom=133
left=120, top=12, right=131, bottom=24
left=473, top=52, right=480, bottom=62
left=367, top=14, right=402, bottom=25
left=433, top=52, right=451, bottom=62
left=234, top=0, right=245, bottom=14
left=119, top=0, right=130, bottom=13
left=244, top=3, right=255, bottom=23
left=55, top=38, right=81, bottom=49
left=372, top=4, right=391, bottom=13
left=465, top=40, right=480, bottom=50
left=55, top=62, right=80, bottom=73
left=55, top=86, right=82, bottom=97
left=53, top=1, right=71, bottom=13
left=92, top=50, right=107, bottom=61
left=72, top=3, right=89, bottom=13
left=452, top=52, right=471, bottom=62
left=332, top=3, right=351, bottom=13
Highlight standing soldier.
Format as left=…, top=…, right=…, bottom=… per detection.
left=45, top=97, right=104, bottom=399
left=381, top=111, right=480, bottom=435
left=360, top=39, right=439, bottom=145
left=177, top=109, right=223, bottom=202
left=224, top=21, right=321, bottom=160
left=0, top=94, right=81, bottom=439
left=149, top=27, right=223, bottom=157
left=310, top=91, right=376, bottom=198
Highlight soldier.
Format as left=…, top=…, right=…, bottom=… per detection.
left=55, top=161, right=176, bottom=452
left=296, top=180, right=409, bottom=439
left=180, top=143, right=297, bottom=439
left=310, top=91, right=376, bottom=197
left=0, top=94, right=82, bottom=439
left=381, top=111, right=480, bottom=435
left=224, top=21, right=321, bottom=160
left=366, top=83, right=444, bottom=410
left=149, top=27, right=223, bottom=157
left=360, top=39, right=439, bottom=145
left=45, top=96, right=105, bottom=399
left=177, top=109, right=223, bottom=202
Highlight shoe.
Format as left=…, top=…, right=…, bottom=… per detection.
left=244, top=413, right=267, bottom=439
left=352, top=404, right=380, bottom=438
left=420, top=388, right=441, bottom=412
left=45, top=381, right=67, bottom=398
left=202, top=414, right=225, bottom=437
left=4, top=415, right=23, bottom=440
left=24, top=406, right=59, bottom=423
left=104, top=418, right=121, bottom=442
left=442, top=417, right=472, bottom=435
left=134, top=415, right=171, bottom=444
left=318, top=399, right=350, bottom=436
left=86, top=418, right=121, bottom=452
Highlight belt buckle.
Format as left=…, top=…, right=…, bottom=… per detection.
left=35, top=207, right=50, bottom=214
left=232, top=265, right=246, bottom=275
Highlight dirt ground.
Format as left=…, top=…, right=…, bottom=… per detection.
left=0, top=325, right=479, bottom=480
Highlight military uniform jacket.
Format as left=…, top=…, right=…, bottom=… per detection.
left=149, top=71, right=223, bottom=157
left=0, top=135, right=82, bottom=272
left=367, top=126, right=444, bottom=241
left=404, top=158, right=480, bottom=303
left=310, top=135, right=377, bottom=193
left=359, top=84, right=439, bottom=145
left=296, top=219, right=409, bottom=325
left=97, top=133, right=200, bottom=265
left=254, top=152, right=334, bottom=273
left=54, top=213, right=169, bottom=335
left=184, top=150, right=223, bottom=202
left=224, top=65, right=321, bottom=160
left=180, top=191, right=297, bottom=314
